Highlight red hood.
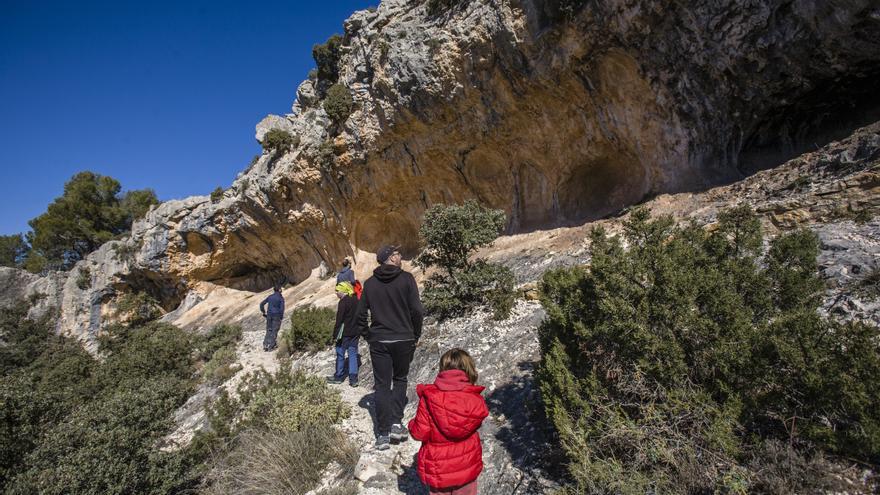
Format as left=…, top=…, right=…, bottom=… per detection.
left=434, top=369, right=478, bottom=391
left=416, top=370, right=487, bottom=441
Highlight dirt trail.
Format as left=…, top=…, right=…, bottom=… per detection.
left=293, top=342, right=427, bottom=494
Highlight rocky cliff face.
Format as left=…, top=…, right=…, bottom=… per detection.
left=11, top=0, right=880, bottom=342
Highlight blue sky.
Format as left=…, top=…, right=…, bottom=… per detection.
left=0, top=0, right=375, bottom=235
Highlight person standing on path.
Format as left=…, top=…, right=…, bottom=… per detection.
left=329, top=282, right=361, bottom=387
left=409, top=348, right=488, bottom=495
left=259, top=285, right=285, bottom=352
left=356, top=244, right=424, bottom=450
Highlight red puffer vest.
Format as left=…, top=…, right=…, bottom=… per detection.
left=407, top=369, right=489, bottom=489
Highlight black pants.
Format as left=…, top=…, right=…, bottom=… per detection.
left=369, top=340, right=415, bottom=434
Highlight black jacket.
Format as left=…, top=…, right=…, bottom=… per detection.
left=334, top=294, right=359, bottom=339
left=356, top=264, right=424, bottom=342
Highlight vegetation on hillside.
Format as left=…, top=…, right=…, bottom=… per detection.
left=537, top=206, right=880, bottom=493
left=277, top=305, right=336, bottom=355
left=323, top=83, right=354, bottom=124
left=261, top=128, right=299, bottom=154
left=1, top=302, right=203, bottom=493
left=0, top=291, right=351, bottom=494
left=1, top=171, right=158, bottom=273
left=417, top=200, right=515, bottom=320
left=198, top=361, right=354, bottom=494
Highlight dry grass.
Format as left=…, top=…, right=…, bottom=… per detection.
left=201, top=426, right=358, bottom=495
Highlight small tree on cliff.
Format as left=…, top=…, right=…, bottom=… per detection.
left=323, top=83, right=354, bottom=125
left=25, top=172, right=158, bottom=272
left=261, top=129, right=298, bottom=154
left=312, top=34, right=343, bottom=82
left=417, top=200, right=515, bottom=320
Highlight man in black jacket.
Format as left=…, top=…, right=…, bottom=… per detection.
left=356, top=244, right=424, bottom=450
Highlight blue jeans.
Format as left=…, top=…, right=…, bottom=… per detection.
left=335, top=335, right=360, bottom=381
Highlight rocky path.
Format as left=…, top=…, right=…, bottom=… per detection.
left=224, top=321, right=427, bottom=495
left=293, top=341, right=427, bottom=494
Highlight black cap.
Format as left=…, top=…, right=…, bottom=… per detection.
left=376, top=245, right=400, bottom=263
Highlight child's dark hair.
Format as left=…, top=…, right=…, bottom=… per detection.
left=439, top=348, right=478, bottom=384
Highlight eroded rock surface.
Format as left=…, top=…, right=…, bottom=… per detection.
left=6, top=0, right=880, bottom=347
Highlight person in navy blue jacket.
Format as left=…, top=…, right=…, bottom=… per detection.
left=337, top=259, right=356, bottom=285
left=259, top=285, right=285, bottom=351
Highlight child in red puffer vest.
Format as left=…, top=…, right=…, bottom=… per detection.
left=408, top=348, right=489, bottom=495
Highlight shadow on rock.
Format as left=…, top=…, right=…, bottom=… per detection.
left=397, top=452, right=428, bottom=495
left=484, top=361, right=568, bottom=487
left=358, top=391, right=379, bottom=437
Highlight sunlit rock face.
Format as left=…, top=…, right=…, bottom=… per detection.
left=206, top=0, right=877, bottom=286
left=26, top=0, right=880, bottom=339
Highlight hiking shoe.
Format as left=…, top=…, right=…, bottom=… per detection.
left=375, top=434, right=390, bottom=451
left=390, top=423, right=408, bottom=442
left=326, top=376, right=344, bottom=384
left=349, top=378, right=359, bottom=387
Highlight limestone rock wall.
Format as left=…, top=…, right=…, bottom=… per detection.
left=19, top=0, right=880, bottom=340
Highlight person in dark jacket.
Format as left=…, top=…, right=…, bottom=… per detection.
left=259, top=285, right=284, bottom=352
left=336, top=259, right=356, bottom=285
left=355, top=244, right=424, bottom=450
left=330, top=281, right=360, bottom=386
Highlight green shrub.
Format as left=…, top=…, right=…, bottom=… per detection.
left=417, top=200, right=515, bottom=320
left=196, top=324, right=243, bottom=361
left=261, top=129, right=298, bottom=153
left=237, top=367, right=349, bottom=432
left=315, top=140, right=336, bottom=170
left=114, top=291, right=162, bottom=327
left=536, top=206, right=880, bottom=493
left=323, top=83, right=353, bottom=124
left=422, top=259, right=515, bottom=320
left=198, top=365, right=352, bottom=495
left=203, top=347, right=240, bottom=384
left=1, top=304, right=205, bottom=494
left=210, top=186, right=225, bottom=202
left=278, top=306, right=335, bottom=355
left=194, top=324, right=243, bottom=384
left=96, top=322, right=196, bottom=387
left=0, top=304, right=55, bottom=373
left=111, top=241, right=140, bottom=262
left=7, top=376, right=197, bottom=495
left=201, top=363, right=350, bottom=456
left=312, top=34, right=343, bottom=82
